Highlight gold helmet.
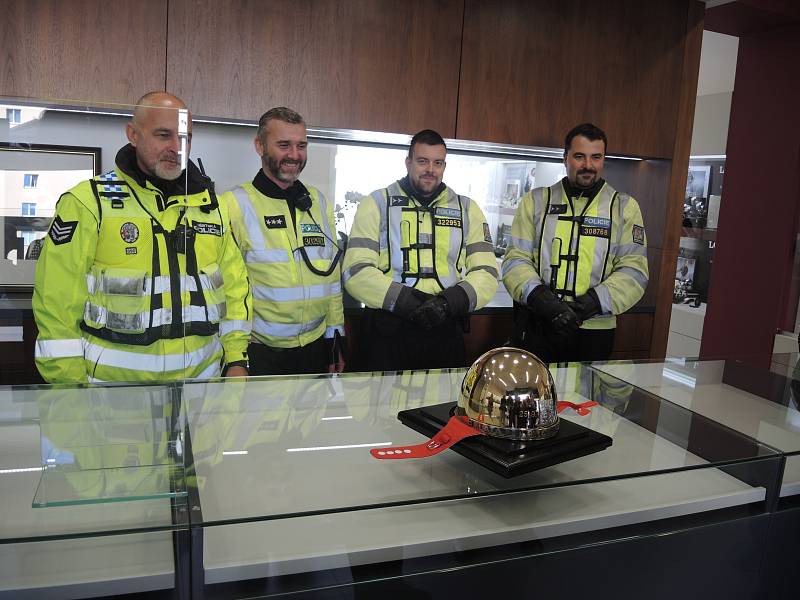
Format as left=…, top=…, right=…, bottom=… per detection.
left=458, top=347, right=559, bottom=440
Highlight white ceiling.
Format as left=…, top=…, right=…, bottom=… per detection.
left=697, top=30, right=739, bottom=95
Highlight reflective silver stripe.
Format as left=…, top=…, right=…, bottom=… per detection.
left=418, top=233, right=432, bottom=245
left=459, top=281, right=478, bottom=312
left=244, top=248, right=290, bottom=263
left=36, top=338, right=83, bottom=359
left=467, top=265, right=499, bottom=278
left=232, top=186, right=269, bottom=252
left=614, top=265, right=649, bottom=288
left=383, top=281, right=404, bottom=312
left=85, top=304, right=223, bottom=329
left=539, top=187, right=558, bottom=286
left=325, top=324, right=345, bottom=338
left=89, top=274, right=201, bottom=295
left=347, top=237, right=380, bottom=252
left=614, top=242, right=647, bottom=257
left=595, top=284, right=613, bottom=314
left=509, top=236, right=534, bottom=253
left=466, top=241, right=493, bottom=255
left=587, top=186, right=615, bottom=289
left=385, top=183, right=412, bottom=285
left=521, top=279, right=542, bottom=303
left=219, top=320, right=253, bottom=336
left=343, top=262, right=370, bottom=283
left=252, top=281, right=342, bottom=302
left=314, top=190, right=337, bottom=259
left=83, top=336, right=223, bottom=372
left=501, top=257, right=530, bottom=277
left=449, top=194, right=468, bottom=282
left=253, top=316, right=325, bottom=338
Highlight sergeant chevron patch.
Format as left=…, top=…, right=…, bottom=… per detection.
left=48, top=215, right=78, bottom=245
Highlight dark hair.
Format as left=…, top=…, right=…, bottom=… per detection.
left=564, top=123, right=607, bottom=155
left=408, top=129, right=446, bottom=158
left=257, top=106, right=305, bottom=142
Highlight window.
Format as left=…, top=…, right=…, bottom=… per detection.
left=21, top=202, right=36, bottom=216
left=6, top=108, right=21, bottom=124
left=23, top=174, right=38, bottom=188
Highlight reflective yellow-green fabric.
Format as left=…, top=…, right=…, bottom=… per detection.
left=221, top=183, right=344, bottom=349
left=502, top=180, right=648, bottom=330
left=342, top=181, right=498, bottom=312
left=33, top=168, right=252, bottom=383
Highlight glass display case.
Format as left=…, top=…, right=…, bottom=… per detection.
left=3, top=359, right=796, bottom=598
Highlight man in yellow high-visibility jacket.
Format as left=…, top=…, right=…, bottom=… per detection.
left=502, top=123, right=648, bottom=363
left=343, top=129, right=498, bottom=371
left=33, top=92, right=252, bottom=383
left=221, top=107, right=345, bottom=376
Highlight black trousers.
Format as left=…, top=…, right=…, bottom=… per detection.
left=248, top=336, right=330, bottom=376
left=520, top=326, right=616, bottom=364
left=512, top=301, right=616, bottom=363
left=360, top=309, right=466, bottom=372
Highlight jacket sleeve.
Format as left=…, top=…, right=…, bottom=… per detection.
left=595, top=195, right=649, bottom=315
left=217, top=196, right=253, bottom=366
left=501, top=191, right=545, bottom=304
left=33, top=191, right=98, bottom=383
left=342, top=192, right=404, bottom=311
left=321, top=191, right=345, bottom=339
left=449, top=198, right=498, bottom=311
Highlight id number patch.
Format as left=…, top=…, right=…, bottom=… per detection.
left=303, top=235, right=325, bottom=247
left=435, top=216, right=462, bottom=228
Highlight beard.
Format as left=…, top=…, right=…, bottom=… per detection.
left=267, top=154, right=306, bottom=184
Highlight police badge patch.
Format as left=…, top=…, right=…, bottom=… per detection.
left=632, top=225, right=645, bottom=245
left=193, top=221, right=223, bottom=236
left=120, top=222, right=139, bottom=244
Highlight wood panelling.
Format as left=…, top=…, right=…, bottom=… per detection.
left=650, top=1, right=704, bottom=359
left=166, top=0, right=463, bottom=135
left=611, top=313, right=655, bottom=360
left=457, top=0, right=688, bottom=158
left=0, top=0, right=167, bottom=104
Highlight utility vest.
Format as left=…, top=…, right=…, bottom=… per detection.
left=81, top=171, right=228, bottom=345
left=535, top=182, right=618, bottom=301
left=227, top=183, right=343, bottom=348
left=380, top=181, right=468, bottom=292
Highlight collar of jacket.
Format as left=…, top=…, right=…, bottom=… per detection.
left=561, top=176, right=606, bottom=202
left=398, top=176, right=446, bottom=207
left=252, top=169, right=310, bottom=202
left=115, top=143, right=208, bottom=197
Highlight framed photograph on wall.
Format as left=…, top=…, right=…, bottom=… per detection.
left=686, top=165, right=710, bottom=198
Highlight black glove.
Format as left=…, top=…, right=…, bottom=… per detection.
left=408, top=296, right=451, bottom=330
left=572, top=288, right=602, bottom=322
left=393, top=286, right=433, bottom=319
left=527, top=286, right=579, bottom=334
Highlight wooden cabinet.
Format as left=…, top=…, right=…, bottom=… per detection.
left=166, top=0, right=463, bottom=136
left=0, top=0, right=167, bottom=105
left=457, top=0, right=689, bottom=159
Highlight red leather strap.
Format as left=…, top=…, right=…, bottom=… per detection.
left=370, top=416, right=482, bottom=460
left=557, top=400, right=598, bottom=416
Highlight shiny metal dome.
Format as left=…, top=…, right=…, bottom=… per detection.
left=458, top=347, right=559, bottom=441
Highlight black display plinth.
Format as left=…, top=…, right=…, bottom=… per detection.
left=398, top=402, right=612, bottom=478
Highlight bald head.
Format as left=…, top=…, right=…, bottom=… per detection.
left=126, top=91, right=191, bottom=180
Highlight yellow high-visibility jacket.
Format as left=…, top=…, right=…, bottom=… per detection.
left=342, top=180, right=498, bottom=313
left=221, top=182, right=344, bottom=348
left=502, top=179, right=648, bottom=329
left=33, top=155, right=252, bottom=383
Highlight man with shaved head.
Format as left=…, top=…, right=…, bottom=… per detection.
left=33, top=92, right=252, bottom=383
